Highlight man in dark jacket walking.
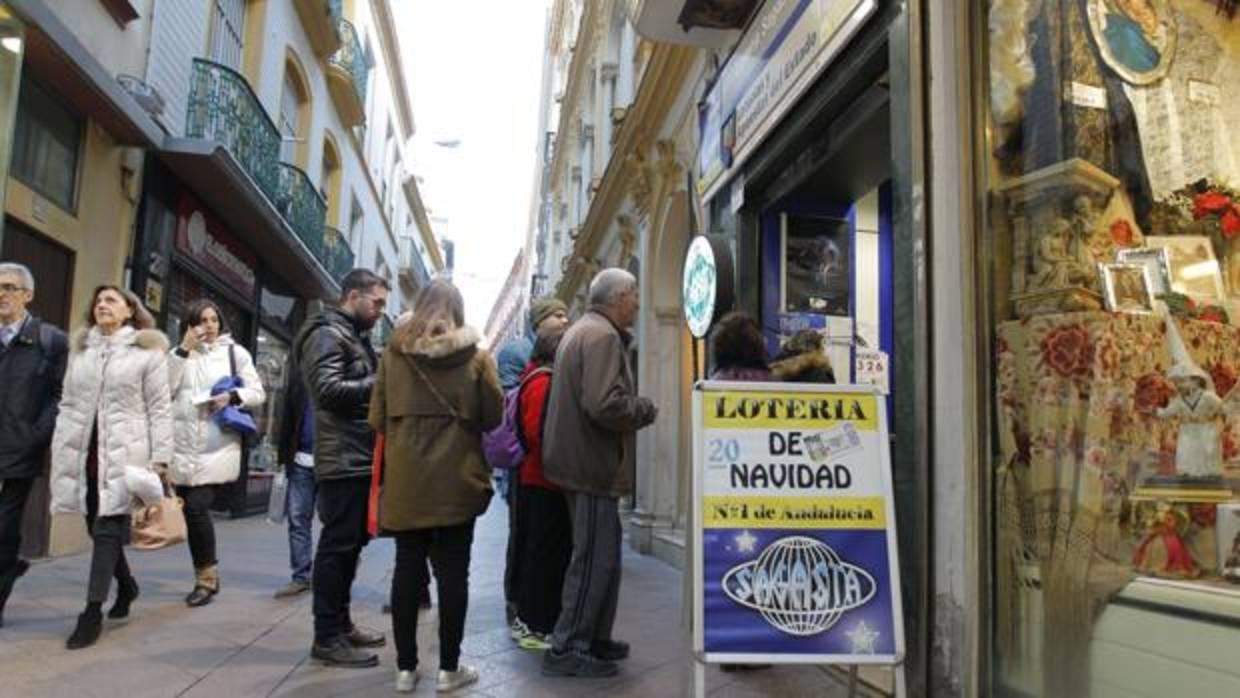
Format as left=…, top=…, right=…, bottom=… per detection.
left=295, top=268, right=389, bottom=667
left=0, top=262, right=67, bottom=627
left=541, top=269, right=657, bottom=678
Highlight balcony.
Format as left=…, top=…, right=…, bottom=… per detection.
left=326, top=18, right=368, bottom=127
left=321, top=226, right=357, bottom=282
left=275, top=163, right=349, bottom=277
left=185, top=58, right=281, bottom=202
left=294, top=0, right=343, bottom=57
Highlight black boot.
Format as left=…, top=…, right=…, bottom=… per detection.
left=0, top=559, right=31, bottom=628
left=108, top=576, right=139, bottom=619
left=66, top=605, right=103, bottom=650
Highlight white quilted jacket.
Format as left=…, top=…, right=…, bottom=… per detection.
left=167, top=334, right=265, bottom=487
left=50, top=326, right=174, bottom=517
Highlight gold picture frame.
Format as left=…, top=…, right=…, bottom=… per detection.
left=1099, top=262, right=1155, bottom=313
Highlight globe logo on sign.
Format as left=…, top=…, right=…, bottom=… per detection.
left=721, top=535, right=876, bottom=637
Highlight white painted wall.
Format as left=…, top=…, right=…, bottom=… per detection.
left=144, top=0, right=211, bottom=137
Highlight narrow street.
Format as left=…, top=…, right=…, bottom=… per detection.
left=0, top=500, right=860, bottom=697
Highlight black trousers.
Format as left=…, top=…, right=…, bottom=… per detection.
left=312, top=477, right=369, bottom=645
left=0, top=477, right=35, bottom=573
left=515, top=484, right=573, bottom=634
left=391, top=519, right=475, bottom=672
left=175, top=485, right=218, bottom=570
left=85, top=476, right=132, bottom=604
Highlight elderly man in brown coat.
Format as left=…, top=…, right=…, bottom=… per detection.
left=541, top=268, right=657, bottom=679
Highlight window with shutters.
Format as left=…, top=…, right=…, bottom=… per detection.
left=207, top=0, right=246, bottom=71
left=279, top=71, right=304, bottom=164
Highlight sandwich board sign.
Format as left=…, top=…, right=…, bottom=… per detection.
left=691, top=382, right=904, bottom=671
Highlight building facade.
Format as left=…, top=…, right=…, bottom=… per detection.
left=0, top=0, right=439, bottom=553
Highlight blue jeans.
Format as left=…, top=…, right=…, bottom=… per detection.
left=286, top=462, right=318, bottom=584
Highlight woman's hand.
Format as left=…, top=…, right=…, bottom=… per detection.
left=181, top=325, right=202, bottom=353
left=208, top=393, right=232, bottom=413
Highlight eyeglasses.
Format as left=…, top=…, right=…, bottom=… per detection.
left=0, top=283, right=28, bottom=294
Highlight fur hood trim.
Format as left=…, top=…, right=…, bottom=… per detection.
left=72, top=326, right=170, bottom=354
left=402, top=325, right=482, bottom=359
left=770, top=351, right=833, bottom=382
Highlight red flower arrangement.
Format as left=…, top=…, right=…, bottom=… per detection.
left=1192, top=188, right=1240, bottom=239
left=1039, top=324, right=1094, bottom=378
left=1110, top=220, right=1135, bottom=246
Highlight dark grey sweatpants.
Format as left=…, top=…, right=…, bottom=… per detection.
left=551, top=492, right=621, bottom=654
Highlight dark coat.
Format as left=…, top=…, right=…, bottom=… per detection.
left=542, top=309, right=656, bottom=498
left=368, top=325, right=503, bottom=530
left=0, top=315, right=68, bottom=480
left=294, top=307, right=377, bottom=481
left=276, top=349, right=311, bottom=467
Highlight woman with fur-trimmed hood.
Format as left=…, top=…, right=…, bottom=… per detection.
left=368, top=278, right=503, bottom=693
left=49, top=286, right=173, bottom=650
left=770, top=329, right=836, bottom=383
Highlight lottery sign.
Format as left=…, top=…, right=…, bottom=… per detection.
left=691, top=382, right=904, bottom=664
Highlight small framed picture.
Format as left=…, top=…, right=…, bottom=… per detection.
left=1219, top=503, right=1240, bottom=582
left=1144, top=235, right=1227, bottom=300
left=1099, top=263, right=1156, bottom=313
left=1116, top=247, right=1173, bottom=298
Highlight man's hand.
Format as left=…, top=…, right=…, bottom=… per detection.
left=636, top=397, right=658, bottom=428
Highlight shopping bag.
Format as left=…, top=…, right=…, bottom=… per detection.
left=267, top=469, right=288, bottom=525
left=131, top=483, right=187, bottom=551
left=366, top=435, right=384, bottom=538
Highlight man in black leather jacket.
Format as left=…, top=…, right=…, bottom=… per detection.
left=295, top=268, right=389, bottom=668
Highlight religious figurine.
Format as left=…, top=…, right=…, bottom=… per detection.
left=1132, top=501, right=1200, bottom=578
left=1030, top=219, right=1095, bottom=291
left=1154, top=316, right=1240, bottom=480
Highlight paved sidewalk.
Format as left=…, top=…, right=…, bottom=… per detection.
left=0, top=499, right=868, bottom=697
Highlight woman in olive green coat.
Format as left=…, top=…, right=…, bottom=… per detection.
left=368, top=279, right=503, bottom=694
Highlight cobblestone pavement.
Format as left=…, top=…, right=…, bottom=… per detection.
left=0, top=499, right=872, bottom=697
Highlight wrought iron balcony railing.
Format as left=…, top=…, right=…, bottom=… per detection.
left=329, top=18, right=368, bottom=108
left=186, top=59, right=281, bottom=202
left=321, top=226, right=357, bottom=282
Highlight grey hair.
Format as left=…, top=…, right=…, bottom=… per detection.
left=587, top=268, right=637, bottom=307
left=0, top=262, right=34, bottom=292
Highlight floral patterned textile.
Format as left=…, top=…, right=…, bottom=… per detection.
left=995, top=311, right=1240, bottom=694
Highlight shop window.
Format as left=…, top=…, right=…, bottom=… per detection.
left=247, top=327, right=290, bottom=473
left=984, top=2, right=1240, bottom=696
left=208, top=0, right=245, bottom=71
left=10, top=79, right=81, bottom=212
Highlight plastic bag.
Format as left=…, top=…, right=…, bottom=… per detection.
left=267, top=470, right=288, bottom=525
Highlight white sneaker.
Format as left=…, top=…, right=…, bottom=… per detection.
left=395, top=670, right=418, bottom=693
left=509, top=618, right=530, bottom=642
left=437, top=664, right=479, bottom=693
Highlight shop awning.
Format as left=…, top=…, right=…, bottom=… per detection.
left=9, top=0, right=164, bottom=147
left=159, top=139, right=341, bottom=300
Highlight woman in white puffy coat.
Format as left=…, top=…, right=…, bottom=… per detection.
left=49, top=286, right=172, bottom=650
left=168, top=299, right=264, bottom=607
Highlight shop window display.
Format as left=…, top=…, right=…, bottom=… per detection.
left=986, top=1, right=1240, bottom=695
left=248, top=328, right=289, bottom=473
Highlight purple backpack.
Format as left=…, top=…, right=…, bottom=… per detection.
left=482, top=368, right=550, bottom=470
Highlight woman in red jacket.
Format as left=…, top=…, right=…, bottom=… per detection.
left=510, top=325, right=571, bottom=650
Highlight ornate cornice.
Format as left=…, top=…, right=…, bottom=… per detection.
left=555, top=42, right=698, bottom=302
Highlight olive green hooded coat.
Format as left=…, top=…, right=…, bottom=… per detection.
left=368, top=325, right=503, bottom=531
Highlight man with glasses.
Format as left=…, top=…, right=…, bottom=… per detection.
left=294, top=268, right=390, bottom=667
left=0, top=262, right=67, bottom=627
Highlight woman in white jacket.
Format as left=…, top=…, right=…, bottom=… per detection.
left=168, top=299, right=264, bottom=607
left=50, top=286, right=172, bottom=650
